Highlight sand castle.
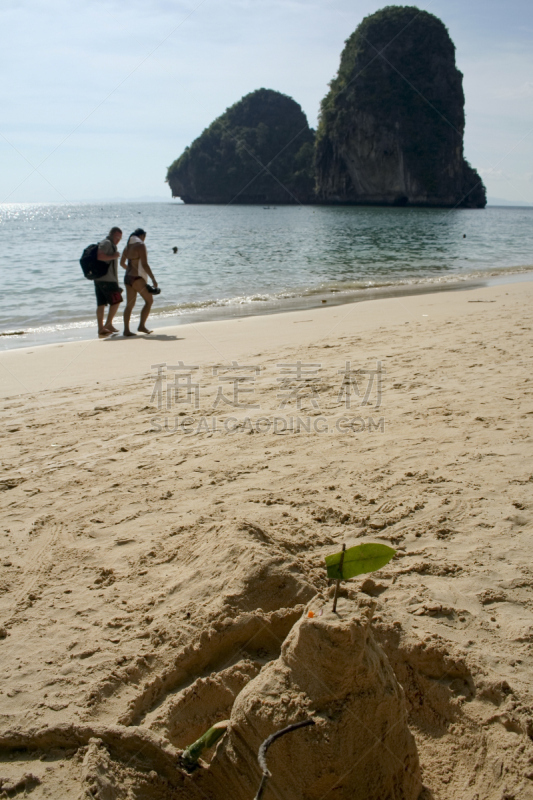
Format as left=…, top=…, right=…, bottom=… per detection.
left=206, top=599, right=422, bottom=800
left=0, top=599, right=423, bottom=799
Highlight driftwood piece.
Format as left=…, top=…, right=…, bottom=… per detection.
left=254, top=719, right=315, bottom=800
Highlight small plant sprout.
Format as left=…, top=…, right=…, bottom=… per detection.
left=180, top=720, right=229, bottom=772
left=325, top=542, right=396, bottom=612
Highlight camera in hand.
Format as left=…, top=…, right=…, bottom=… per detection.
left=146, top=285, right=161, bottom=295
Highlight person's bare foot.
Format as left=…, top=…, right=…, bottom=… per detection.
left=123, top=330, right=137, bottom=337
left=107, top=325, right=119, bottom=333
left=98, top=327, right=111, bottom=337
left=138, top=326, right=153, bottom=334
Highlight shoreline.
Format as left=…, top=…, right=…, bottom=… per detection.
left=1, top=275, right=533, bottom=400
left=2, top=266, right=533, bottom=355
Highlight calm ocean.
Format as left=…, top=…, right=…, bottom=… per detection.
left=1, top=202, right=532, bottom=350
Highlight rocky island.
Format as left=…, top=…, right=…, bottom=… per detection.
left=166, top=7, right=485, bottom=208
left=166, top=89, right=315, bottom=204
left=315, top=6, right=486, bottom=207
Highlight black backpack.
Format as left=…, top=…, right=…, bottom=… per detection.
left=80, top=244, right=109, bottom=280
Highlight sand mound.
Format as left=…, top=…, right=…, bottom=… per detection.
left=206, top=598, right=422, bottom=800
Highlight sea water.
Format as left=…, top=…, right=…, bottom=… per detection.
left=1, top=202, right=532, bottom=350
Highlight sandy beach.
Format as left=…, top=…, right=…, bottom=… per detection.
left=1, top=279, right=533, bottom=799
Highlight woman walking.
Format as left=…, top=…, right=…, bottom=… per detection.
left=120, top=228, right=158, bottom=336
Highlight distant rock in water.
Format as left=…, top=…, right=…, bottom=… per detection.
left=166, top=89, right=315, bottom=204
left=316, top=6, right=486, bottom=208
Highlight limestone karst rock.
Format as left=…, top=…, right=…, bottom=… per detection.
left=205, top=600, right=422, bottom=800
left=316, top=6, right=486, bottom=208
left=166, top=89, right=315, bottom=204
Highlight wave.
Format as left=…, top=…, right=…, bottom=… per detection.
left=2, top=263, right=532, bottom=340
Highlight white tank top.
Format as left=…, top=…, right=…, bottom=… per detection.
left=127, top=236, right=148, bottom=282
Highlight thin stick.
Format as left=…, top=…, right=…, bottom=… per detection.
left=332, top=543, right=346, bottom=613
left=254, top=719, right=315, bottom=800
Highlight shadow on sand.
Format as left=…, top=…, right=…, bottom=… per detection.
left=103, top=333, right=184, bottom=342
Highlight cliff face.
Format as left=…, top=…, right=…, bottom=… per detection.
left=166, top=89, right=315, bottom=204
left=316, top=6, right=486, bottom=208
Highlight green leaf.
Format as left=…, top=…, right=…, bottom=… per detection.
left=325, top=543, right=396, bottom=581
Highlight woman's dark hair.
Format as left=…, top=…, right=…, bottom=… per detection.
left=127, top=228, right=146, bottom=244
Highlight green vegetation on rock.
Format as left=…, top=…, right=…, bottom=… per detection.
left=166, top=8, right=486, bottom=209
left=315, top=6, right=486, bottom=207
left=166, top=89, right=315, bottom=204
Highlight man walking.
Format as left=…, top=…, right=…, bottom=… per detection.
left=95, top=226, right=123, bottom=336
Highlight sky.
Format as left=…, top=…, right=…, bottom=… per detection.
left=1, top=0, right=532, bottom=204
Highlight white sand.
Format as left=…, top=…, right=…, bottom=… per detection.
left=0, top=280, right=532, bottom=799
